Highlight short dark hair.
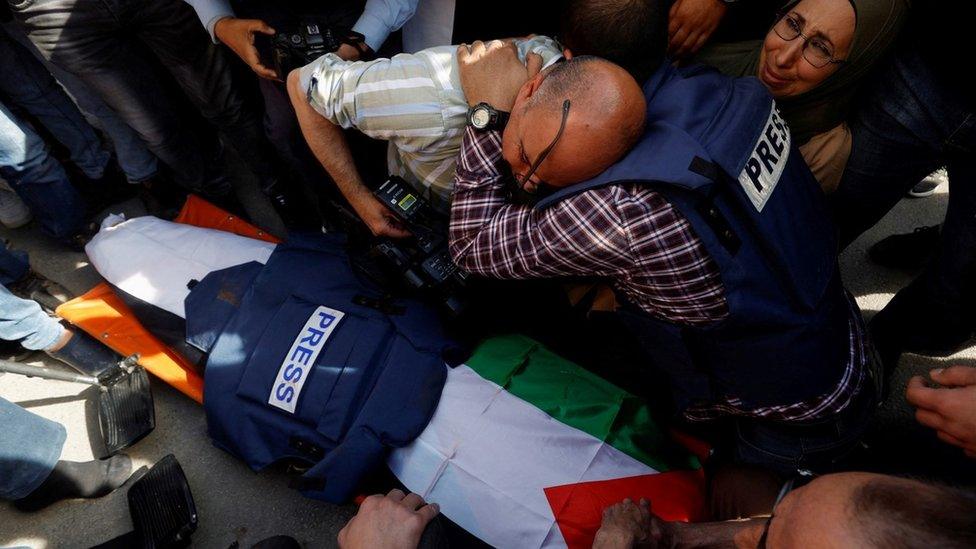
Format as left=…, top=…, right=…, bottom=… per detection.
left=559, top=0, right=669, bottom=83
left=852, top=477, right=976, bottom=549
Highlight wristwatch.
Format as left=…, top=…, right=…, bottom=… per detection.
left=467, top=102, right=510, bottom=131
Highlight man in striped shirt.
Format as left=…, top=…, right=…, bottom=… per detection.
left=286, top=37, right=645, bottom=237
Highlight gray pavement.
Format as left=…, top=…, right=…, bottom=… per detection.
left=1, top=173, right=973, bottom=548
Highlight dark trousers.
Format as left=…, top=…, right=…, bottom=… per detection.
left=232, top=0, right=367, bottom=199
left=729, top=381, right=877, bottom=477
left=7, top=0, right=275, bottom=196
left=831, top=43, right=976, bottom=340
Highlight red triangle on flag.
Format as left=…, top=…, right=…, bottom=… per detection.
left=544, top=470, right=706, bottom=549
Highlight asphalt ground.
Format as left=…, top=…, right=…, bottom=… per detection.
left=1, top=170, right=973, bottom=548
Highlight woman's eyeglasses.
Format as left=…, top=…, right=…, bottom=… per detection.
left=772, top=13, right=847, bottom=69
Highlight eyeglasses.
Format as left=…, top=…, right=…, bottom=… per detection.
left=514, top=99, right=572, bottom=194
left=772, top=13, right=847, bottom=69
left=757, top=471, right=817, bottom=548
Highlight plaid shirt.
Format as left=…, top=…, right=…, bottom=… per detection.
left=450, top=127, right=866, bottom=422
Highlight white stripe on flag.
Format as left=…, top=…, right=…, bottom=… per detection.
left=389, top=365, right=655, bottom=549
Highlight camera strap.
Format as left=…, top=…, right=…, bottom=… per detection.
left=338, top=30, right=374, bottom=60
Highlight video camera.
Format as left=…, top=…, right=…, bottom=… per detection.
left=261, top=19, right=367, bottom=79
left=368, top=177, right=469, bottom=314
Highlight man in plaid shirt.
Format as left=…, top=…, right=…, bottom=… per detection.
left=449, top=37, right=877, bottom=479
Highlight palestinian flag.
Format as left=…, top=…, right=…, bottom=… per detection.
left=389, top=335, right=706, bottom=548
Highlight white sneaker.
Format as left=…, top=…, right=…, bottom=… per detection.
left=908, top=168, right=947, bottom=198
left=0, top=186, right=33, bottom=229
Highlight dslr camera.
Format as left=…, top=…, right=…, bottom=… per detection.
left=368, top=177, right=469, bottom=314
left=264, top=20, right=367, bottom=78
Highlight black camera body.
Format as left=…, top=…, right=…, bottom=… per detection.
left=370, top=177, right=468, bottom=314
left=265, top=20, right=356, bottom=78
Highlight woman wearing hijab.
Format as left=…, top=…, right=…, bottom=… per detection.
left=692, top=0, right=908, bottom=191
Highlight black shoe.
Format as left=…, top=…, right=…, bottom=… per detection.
left=73, top=158, right=140, bottom=216
left=139, top=174, right=188, bottom=220
left=870, top=286, right=976, bottom=369
left=5, top=269, right=46, bottom=300
left=868, top=225, right=940, bottom=269
left=0, top=338, right=32, bottom=362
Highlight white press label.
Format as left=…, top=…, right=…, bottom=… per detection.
left=268, top=306, right=344, bottom=414
left=738, top=105, right=791, bottom=212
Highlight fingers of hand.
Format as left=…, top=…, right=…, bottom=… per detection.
left=248, top=20, right=274, bottom=35
left=470, top=40, right=486, bottom=56
left=415, top=502, right=440, bottom=523
left=931, top=366, right=976, bottom=387
left=906, top=376, right=941, bottom=410
left=401, top=492, right=426, bottom=511
left=675, top=33, right=698, bottom=57
left=936, top=430, right=967, bottom=448
left=915, top=408, right=946, bottom=431
left=669, top=29, right=689, bottom=54
left=486, top=39, right=509, bottom=52
left=386, top=488, right=407, bottom=501
left=525, top=52, right=544, bottom=78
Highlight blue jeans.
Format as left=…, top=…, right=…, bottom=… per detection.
left=10, top=0, right=276, bottom=195
left=732, top=381, right=877, bottom=477
left=0, top=99, right=86, bottom=239
left=0, top=25, right=110, bottom=181
left=0, top=397, right=65, bottom=500
left=1, top=21, right=159, bottom=183
left=0, top=247, right=64, bottom=351
left=0, top=245, right=29, bottom=286
left=832, top=43, right=976, bottom=334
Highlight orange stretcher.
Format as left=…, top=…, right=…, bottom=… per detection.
left=56, top=196, right=280, bottom=404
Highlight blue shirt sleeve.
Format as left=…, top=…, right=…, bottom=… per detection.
left=351, top=0, right=420, bottom=52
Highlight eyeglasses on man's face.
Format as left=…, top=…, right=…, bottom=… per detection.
left=514, top=99, right=572, bottom=194
left=773, top=13, right=847, bottom=69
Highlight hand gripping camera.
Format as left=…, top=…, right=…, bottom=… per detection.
left=369, top=177, right=469, bottom=314
left=264, top=20, right=368, bottom=78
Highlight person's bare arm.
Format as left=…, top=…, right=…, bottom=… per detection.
left=286, top=69, right=410, bottom=238
left=594, top=498, right=763, bottom=549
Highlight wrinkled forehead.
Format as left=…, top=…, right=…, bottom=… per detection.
left=790, top=0, right=857, bottom=43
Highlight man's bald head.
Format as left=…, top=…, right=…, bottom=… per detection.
left=502, top=56, right=646, bottom=190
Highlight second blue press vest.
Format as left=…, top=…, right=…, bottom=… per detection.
left=536, top=63, right=857, bottom=413
left=191, top=234, right=457, bottom=502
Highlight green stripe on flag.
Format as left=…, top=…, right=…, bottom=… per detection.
left=466, top=334, right=699, bottom=472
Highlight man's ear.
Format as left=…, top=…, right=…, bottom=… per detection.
left=519, top=70, right=548, bottom=103
left=563, top=48, right=573, bottom=59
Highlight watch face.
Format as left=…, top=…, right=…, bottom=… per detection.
left=471, top=107, right=492, bottom=129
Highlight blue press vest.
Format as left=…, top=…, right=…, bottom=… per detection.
left=536, top=64, right=854, bottom=413
left=192, top=234, right=456, bottom=502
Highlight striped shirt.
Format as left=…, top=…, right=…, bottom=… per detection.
left=298, top=37, right=564, bottom=212
left=450, top=127, right=867, bottom=423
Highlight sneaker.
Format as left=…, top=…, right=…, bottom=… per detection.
left=0, top=338, right=32, bottom=362
left=907, top=169, right=946, bottom=198
left=0, top=186, right=33, bottom=229
left=868, top=225, right=940, bottom=269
